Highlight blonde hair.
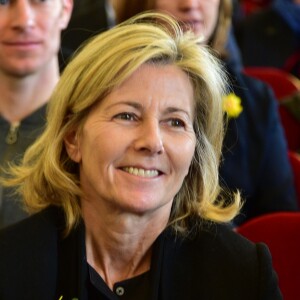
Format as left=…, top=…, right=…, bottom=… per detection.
left=210, top=0, right=232, bottom=57
left=1, top=12, right=240, bottom=234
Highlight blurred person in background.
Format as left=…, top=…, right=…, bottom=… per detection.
left=0, top=0, right=73, bottom=228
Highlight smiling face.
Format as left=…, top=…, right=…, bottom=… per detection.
left=154, top=0, right=220, bottom=43
left=0, top=0, right=72, bottom=77
left=65, top=64, right=196, bottom=219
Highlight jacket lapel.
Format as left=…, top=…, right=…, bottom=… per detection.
left=56, top=221, right=88, bottom=300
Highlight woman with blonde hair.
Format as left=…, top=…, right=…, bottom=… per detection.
left=0, top=12, right=281, bottom=299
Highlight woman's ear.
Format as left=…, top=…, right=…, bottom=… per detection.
left=59, top=0, right=74, bottom=30
left=64, top=129, right=81, bottom=163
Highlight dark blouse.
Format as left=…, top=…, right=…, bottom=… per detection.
left=88, top=264, right=151, bottom=300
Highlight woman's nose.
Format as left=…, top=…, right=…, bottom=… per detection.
left=10, top=0, right=36, bottom=29
left=179, top=0, right=201, bottom=10
left=134, top=120, right=165, bottom=155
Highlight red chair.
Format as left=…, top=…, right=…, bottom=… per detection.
left=244, top=67, right=300, bottom=99
left=240, top=0, right=272, bottom=16
left=244, top=67, right=300, bottom=151
left=289, top=151, right=300, bottom=205
left=236, top=212, right=300, bottom=300
left=284, top=51, right=300, bottom=79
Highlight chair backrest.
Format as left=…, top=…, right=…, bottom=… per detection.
left=244, top=67, right=300, bottom=151
left=244, top=67, right=300, bottom=99
left=289, top=151, right=300, bottom=205
left=284, top=51, right=300, bottom=79
left=236, top=212, right=300, bottom=300
left=240, top=0, right=272, bottom=16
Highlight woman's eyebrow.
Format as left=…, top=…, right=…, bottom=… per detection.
left=164, top=107, right=193, bottom=119
left=104, top=101, right=143, bottom=111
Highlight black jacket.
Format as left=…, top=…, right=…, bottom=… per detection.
left=235, top=8, right=300, bottom=72
left=220, top=63, right=298, bottom=225
left=0, top=206, right=282, bottom=299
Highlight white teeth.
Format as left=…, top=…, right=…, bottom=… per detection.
left=123, top=167, right=159, bottom=177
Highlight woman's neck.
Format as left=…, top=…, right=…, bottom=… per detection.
left=82, top=200, right=170, bottom=290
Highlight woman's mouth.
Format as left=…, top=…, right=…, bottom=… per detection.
left=122, top=167, right=160, bottom=178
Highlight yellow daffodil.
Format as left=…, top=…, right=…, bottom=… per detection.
left=58, top=296, right=77, bottom=300
left=222, top=93, right=243, bottom=118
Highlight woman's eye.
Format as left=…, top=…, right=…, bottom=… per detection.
left=170, top=118, right=185, bottom=128
left=114, top=112, right=136, bottom=121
